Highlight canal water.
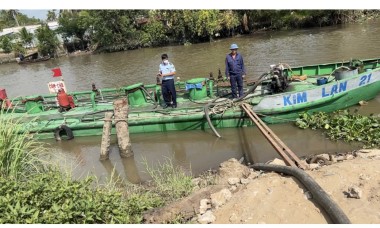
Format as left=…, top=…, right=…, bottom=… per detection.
left=1, top=19, right=380, bottom=183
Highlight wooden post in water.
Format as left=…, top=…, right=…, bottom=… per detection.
left=113, top=98, right=134, bottom=158
left=100, top=112, right=113, bottom=160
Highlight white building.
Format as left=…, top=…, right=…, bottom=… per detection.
left=0, top=21, right=61, bottom=49
left=0, top=21, right=59, bottom=37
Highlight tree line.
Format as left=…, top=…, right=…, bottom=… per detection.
left=1, top=10, right=378, bottom=56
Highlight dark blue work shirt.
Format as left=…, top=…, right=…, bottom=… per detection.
left=225, top=53, right=246, bottom=77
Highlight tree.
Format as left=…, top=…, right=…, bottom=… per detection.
left=141, top=19, right=168, bottom=47
left=46, top=10, right=57, bottom=22
left=4, top=10, right=20, bottom=26
left=87, top=10, right=147, bottom=51
left=0, top=10, right=40, bottom=28
left=0, top=36, right=13, bottom=53
left=35, top=24, right=60, bottom=56
left=12, top=41, right=26, bottom=55
left=219, top=10, right=240, bottom=36
left=194, top=10, right=221, bottom=41
left=57, top=10, right=91, bottom=51
left=18, top=27, right=34, bottom=48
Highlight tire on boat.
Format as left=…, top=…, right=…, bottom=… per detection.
left=54, top=125, right=74, bottom=141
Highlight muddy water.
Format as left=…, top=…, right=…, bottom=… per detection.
left=1, top=19, right=380, bottom=183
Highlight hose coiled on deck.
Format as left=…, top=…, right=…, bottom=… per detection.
left=249, top=163, right=351, bottom=224
left=204, top=72, right=269, bottom=138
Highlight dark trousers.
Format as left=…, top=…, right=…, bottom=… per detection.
left=161, top=79, right=177, bottom=106
left=230, top=75, right=243, bottom=98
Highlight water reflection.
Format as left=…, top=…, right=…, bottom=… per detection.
left=46, top=118, right=364, bottom=183
left=100, top=157, right=142, bottom=184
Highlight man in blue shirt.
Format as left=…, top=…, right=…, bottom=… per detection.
left=225, top=43, right=246, bottom=98
left=158, top=54, right=177, bottom=108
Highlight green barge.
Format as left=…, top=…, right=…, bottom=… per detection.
left=1, top=58, right=380, bottom=140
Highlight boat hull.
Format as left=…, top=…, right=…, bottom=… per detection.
left=2, top=58, right=380, bottom=140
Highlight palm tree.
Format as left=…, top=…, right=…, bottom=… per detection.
left=46, top=10, right=57, bottom=22
left=18, top=27, right=34, bottom=48
left=6, top=10, right=20, bottom=27
left=35, top=24, right=60, bottom=57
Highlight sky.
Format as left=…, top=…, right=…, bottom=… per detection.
left=19, top=10, right=49, bottom=20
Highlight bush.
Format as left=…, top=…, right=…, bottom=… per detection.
left=0, top=169, right=163, bottom=224
left=0, top=36, right=13, bottom=53
left=0, top=112, right=164, bottom=224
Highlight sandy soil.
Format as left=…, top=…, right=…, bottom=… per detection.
left=144, top=149, right=380, bottom=224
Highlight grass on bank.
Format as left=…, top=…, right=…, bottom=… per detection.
left=143, top=157, right=194, bottom=202
left=0, top=110, right=197, bottom=223
left=0, top=109, right=47, bottom=179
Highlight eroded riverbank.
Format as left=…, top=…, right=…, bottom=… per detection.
left=144, top=149, right=380, bottom=224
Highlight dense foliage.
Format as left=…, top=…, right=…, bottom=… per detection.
left=0, top=111, right=194, bottom=224
left=296, top=110, right=380, bottom=148
left=35, top=24, right=60, bottom=56
left=55, top=10, right=379, bottom=53
left=0, top=36, right=12, bottom=53
left=18, top=27, right=34, bottom=48
left=0, top=170, right=163, bottom=224
left=1, top=10, right=378, bottom=55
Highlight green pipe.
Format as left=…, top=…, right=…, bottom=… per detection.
left=208, top=79, right=214, bottom=98
left=90, top=92, right=96, bottom=110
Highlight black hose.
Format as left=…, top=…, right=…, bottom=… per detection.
left=235, top=72, right=268, bottom=102
left=203, top=72, right=269, bottom=138
left=203, top=94, right=234, bottom=138
left=140, top=86, right=158, bottom=109
left=249, top=163, right=351, bottom=224
left=204, top=103, right=221, bottom=138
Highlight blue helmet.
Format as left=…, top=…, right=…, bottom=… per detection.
left=229, top=43, right=239, bottom=50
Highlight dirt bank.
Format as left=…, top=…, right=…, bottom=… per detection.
left=0, top=52, right=16, bottom=64
left=144, top=149, right=380, bottom=224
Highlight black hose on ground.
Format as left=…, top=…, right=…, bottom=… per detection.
left=249, top=163, right=351, bottom=224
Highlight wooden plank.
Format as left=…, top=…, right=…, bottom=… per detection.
left=242, top=103, right=308, bottom=170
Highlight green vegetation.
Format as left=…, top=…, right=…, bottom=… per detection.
left=57, top=10, right=91, bottom=52
left=1, top=10, right=379, bottom=56
left=296, top=110, right=380, bottom=148
left=0, top=10, right=40, bottom=30
left=143, top=157, right=195, bottom=201
left=46, top=10, right=57, bottom=22
left=0, top=110, right=46, bottom=179
left=54, top=10, right=379, bottom=53
left=0, top=169, right=164, bottom=224
left=18, top=27, right=34, bottom=48
left=35, top=24, right=60, bottom=57
left=0, top=112, right=197, bottom=224
left=0, top=36, right=12, bottom=53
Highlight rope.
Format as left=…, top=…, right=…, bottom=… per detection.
left=210, top=99, right=234, bottom=115
left=99, top=89, right=104, bottom=100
